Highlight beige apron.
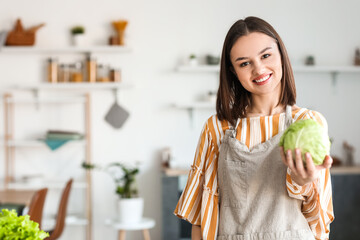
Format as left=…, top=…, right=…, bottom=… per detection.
left=217, top=106, right=315, bottom=240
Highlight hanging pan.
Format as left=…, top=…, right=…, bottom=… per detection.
left=104, top=89, right=129, bottom=129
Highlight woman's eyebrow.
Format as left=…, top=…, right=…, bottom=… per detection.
left=235, top=47, right=272, bottom=62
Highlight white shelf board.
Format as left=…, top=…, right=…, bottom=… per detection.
left=177, top=65, right=360, bottom=74
left=4, top=139, right=86, bottom=147
left=172, top=101, right=215, bottom=109
left=7, top=180, right=88, bottom=190
left=177, top=65, right=219, bottom=73
left=293, top=66, right=360, bottom=73
left=4, top=82, right=132, bottom=91
left=0, top=45, right=132, bottom=54
left=4, top=97, right=87, bottom=104
left=42, top=215, right=88, bottom=230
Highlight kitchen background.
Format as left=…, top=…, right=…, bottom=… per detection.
left=0, top=0, right=360, bottom=239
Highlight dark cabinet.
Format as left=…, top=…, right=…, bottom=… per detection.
left=330, top=174, right=360, bottom=239
left=162, top=175, right=191, bottom=240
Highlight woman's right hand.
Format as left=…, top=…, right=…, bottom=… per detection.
left=192, top=225, right=202, bottom=240
left=280, top=147, right=333, bottom=186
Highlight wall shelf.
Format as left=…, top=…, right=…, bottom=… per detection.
left=3, top=139, right=86, bottom=147
left=172, top=101, right=215, bottom=110
left=3, top=82, right=132, bottom=92
left=42, top=215, right=88, bottom=231
left=0, top=46, right=132, bottom=55
left=176, top=65, right=219, bottom=73
left=4, top=97, right=87, bottom=104
left=7, top=180, right=88, bottom=190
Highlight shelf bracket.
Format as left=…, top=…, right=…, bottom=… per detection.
left=112, top=88, right=119, bottom=102
left=31, top=88, right=40, bottom=110
left=187, top=108, right=194, bottom=128
left=331, top=71, right=338, bottom=94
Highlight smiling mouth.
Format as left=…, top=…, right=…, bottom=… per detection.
left=253, top=73, right=272, bottom=83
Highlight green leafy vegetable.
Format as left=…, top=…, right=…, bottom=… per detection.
left=0, top=209, right=49, bottom=240
left=279, top=119, right=331, bottom=165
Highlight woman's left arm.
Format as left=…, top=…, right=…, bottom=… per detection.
left=280, top=149, right=335, bottom=239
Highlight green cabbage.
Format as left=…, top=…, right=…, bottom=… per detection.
left=279, top=119, right=331, bottom=165
left=0, top=209, right=49, bottom=240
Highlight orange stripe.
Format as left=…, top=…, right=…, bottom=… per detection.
left=297, top=109, right=308, bottom=120
left=207, top=118, right=218, bottom=152
left=207, top=196, right=218, bottom=240
left=183, top=173, right=200, bottom=217
left=313, top=112, right=323, bottom=126
left=206, top=152, right=216, bottom=188
left=324, top=169, right=329, bottom=190
left=201, top=194, right=213, bottom=232
left=268, top=116, right=271, bottom=140
left=245, top=118, right=251, bottom=147
left=272, top=114, right=279, bottom=136
left=195, top=128, right=208, bottom=167
left=184, top=181, right=201, bottom=219
left=260, top=116, right=266, bottom=142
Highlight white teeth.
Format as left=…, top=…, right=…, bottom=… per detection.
left=254, top=74, right=271, bottom=83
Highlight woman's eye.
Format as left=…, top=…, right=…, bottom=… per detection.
left=240, top=62, right=250, bottom=67
left=262, top=54, right=270, bottom=59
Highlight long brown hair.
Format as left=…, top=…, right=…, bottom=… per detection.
left=216, top=16, right=296, bottom=126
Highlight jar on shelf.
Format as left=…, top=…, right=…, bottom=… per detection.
left=97, top=64, right=110, bottom=82
left=58, top=64, right=70, bottom=83
left=47, top=58, right=58, bottom=83
left=86, top=55, right=97, bottom=83
left=71, top=62, right=84, bottom=83
left=110, top=68, right=121, bottom=82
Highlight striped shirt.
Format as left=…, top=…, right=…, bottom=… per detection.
left=174, top=107, right=334, bottom=240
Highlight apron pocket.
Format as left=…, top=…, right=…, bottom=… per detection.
left=222, top=159, right=247, bottom=209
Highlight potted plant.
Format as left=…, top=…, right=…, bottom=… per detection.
left=0, top=209, right=49, bottom=239
left=70, top=25, right=85, bottom=46
left=106, top=162, right=143, bottom=223
left=189, top=54, right=198, bottom=66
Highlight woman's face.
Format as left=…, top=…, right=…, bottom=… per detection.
left=230, top=32, right=283, bottom=98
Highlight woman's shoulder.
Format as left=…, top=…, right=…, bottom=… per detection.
left=292, top=106, right=328, bottom=128
left=204, top=114, right=232, bottom=132
left=201, top=115, right=233, bottom=144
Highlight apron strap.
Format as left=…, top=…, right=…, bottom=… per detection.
left=234, top=118, right=241, bottom=131
left=285, top=105, right=294, bottom=128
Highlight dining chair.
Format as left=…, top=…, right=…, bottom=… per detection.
left=45, top=178, right=73, bottom=240
left=28, top=188, right=48, bottom=230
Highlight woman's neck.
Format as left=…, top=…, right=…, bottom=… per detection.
left=246, top=95, right=286, bottom=117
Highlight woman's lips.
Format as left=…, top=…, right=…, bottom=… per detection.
left=253, top=73, right=272, bottom=85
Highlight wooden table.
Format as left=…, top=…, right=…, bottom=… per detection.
left=105, top=217, right=156, bottom=240
left=0, top=190, right=35, bottom=205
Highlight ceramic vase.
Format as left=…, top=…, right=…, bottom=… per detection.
left=117, top=197, right=144, bottom=223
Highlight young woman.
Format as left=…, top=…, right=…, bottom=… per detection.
left=174, top=16, right=334, bottom=240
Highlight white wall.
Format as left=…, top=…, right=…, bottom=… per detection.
left=0, top=0, right=359, bottom=239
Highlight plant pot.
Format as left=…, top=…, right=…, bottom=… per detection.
left=117, top=197, right=144, bottom=223
left=189, top=58, right=198, bottom=66
left=72, top=34, right=86, bottom=46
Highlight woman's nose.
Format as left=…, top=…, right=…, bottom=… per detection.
left=252, top=60, right=264, bottom=75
